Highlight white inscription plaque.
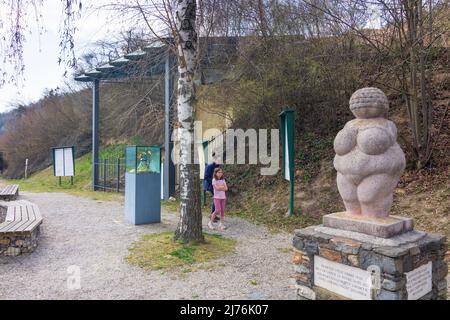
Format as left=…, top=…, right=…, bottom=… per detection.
left=405, top=261, right=432, bottom=300
left=314, top=255, right=372, bottom=300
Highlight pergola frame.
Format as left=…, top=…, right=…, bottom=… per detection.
left=75, top=43, right=176, bottom=199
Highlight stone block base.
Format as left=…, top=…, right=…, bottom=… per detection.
left=292, top=225, right=448, bottom=300
left=323, top=212, right=413, bottom=238
left=0, top=226, right=41, bottom=256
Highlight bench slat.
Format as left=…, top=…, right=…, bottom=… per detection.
left=0, top=221, right=10, bottom=230
left=0, top=185, right=18, bottom=194
left=9, top=206, right=33, bottom=232
left=4, top=206, right=26, bottom=232
left=0, top=184, right=19, bottom=200
left=17, top=205, right=40, bottom=232
left=0, top=201, right=43, bottom=234
left=22, top=220, right=42, bottom=233
left=19, top=204, right=42, bottom=233
left=5, top=206, right=15, bottom=221
left=0, top=206, right=17, bottom=232
left=7, top=206, right=29, bottom=232
left=0, top=206, right=22, bottom=232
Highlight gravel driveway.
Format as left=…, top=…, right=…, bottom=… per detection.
left=0, top=192, right=296, bottom=300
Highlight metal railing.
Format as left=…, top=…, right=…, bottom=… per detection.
left=94, top=158, right=125, bottom=192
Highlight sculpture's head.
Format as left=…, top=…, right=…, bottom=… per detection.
left=349, top=87, right=389, bottom=119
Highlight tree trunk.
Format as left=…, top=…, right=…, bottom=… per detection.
left=403, top=0, right=434, bottom=168
left=174, top=0, right=204, bottom=243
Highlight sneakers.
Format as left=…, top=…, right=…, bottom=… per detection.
left=208, top=221, right=227, bottom=231
left=208, top=221, right=216, bottom=230
left=209, top=213, right=220, bottom=222
left=218, top=223, right=227, bottom=230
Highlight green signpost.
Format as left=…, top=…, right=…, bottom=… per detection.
left=201, top=140, right=209, bottom=206
left=280, top=110, right=295, bottom=216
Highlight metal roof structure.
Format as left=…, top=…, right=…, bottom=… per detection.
left=74, top=42, right=169, bottom=83
left=74, top=37, right=239, bottom=198
left=75, top=40, right=176, bottom=199
left=74, top=36, right=238, bottom=83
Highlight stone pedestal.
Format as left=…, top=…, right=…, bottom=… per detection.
left=323, top=212, right=413, bottom=238
left=292, top=225, right=448, bottom=300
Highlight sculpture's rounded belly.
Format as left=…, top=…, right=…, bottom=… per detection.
left=334, top=146, right=405, bottom=180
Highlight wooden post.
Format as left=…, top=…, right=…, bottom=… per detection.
left=24, top=158, right=28, bottom=180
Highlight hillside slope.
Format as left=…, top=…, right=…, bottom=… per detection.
left=225, top=71, right=450, bottom=237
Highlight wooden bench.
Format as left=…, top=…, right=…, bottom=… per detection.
left=0, top=200, right=43, bottom=256
left=0, top=184, right=19, bottom=201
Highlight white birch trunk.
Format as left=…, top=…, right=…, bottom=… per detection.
left=174, top=0, right=203, bottom=243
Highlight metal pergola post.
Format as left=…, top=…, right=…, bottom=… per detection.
left=92, top=79, right=100, bottom=191
left=163, top=54, right=176, bottom=200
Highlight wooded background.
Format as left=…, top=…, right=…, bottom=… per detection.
left=0, top=0, right=448, bottom=180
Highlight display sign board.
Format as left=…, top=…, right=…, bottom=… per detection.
left=52, top=146, right=75, bottom=177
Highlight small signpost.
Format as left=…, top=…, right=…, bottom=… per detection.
left=24, top=158, right=29, bottom=179
left=52, top=146, right=75, bottom=185
left=280, top=109, right=295, bottom=216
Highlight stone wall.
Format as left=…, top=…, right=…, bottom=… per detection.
left=292, top=226, right=448, bottom=300
left=0, top=227, right=40, bottom=256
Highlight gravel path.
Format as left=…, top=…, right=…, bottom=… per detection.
left=0, top=192, right=296, bottom=300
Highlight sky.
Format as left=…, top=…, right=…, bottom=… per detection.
left=0, top=0, right=129, bottom=113
left=0, top=1, right=382, bottom=114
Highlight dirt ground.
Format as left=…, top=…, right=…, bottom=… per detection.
left=0, top=192, right=296, bottom=300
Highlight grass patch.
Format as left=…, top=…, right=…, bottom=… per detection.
left=249, top=279, right=258, bottom=286
left=227, top=203, right=321, bottom=234
left=125, top=231, right=237, bottom=271
left=161, top=199, right=180, bottom=213
left=0, top=153, right=123, bottom=201
left=277, top=247, right=292, bottom=253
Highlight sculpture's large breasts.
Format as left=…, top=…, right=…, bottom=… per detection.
left=357, top=127, right=393, bottom=155
left=334, top=126, right=358, bottom=156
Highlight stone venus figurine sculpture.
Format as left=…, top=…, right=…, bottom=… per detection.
left=293, top=88, right=447, bottom=301
left=333, top=87, right=406, bottom=218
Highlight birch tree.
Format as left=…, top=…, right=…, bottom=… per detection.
left=173, top=0, right=203, bottom=243
left=126, top=0, right=204, bottom=242
left=2, top=0, right=205, bottom=243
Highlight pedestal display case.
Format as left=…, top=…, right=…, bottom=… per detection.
left=124, top=146, right=161, bottom=225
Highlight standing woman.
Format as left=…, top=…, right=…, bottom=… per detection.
left=203, top=153, right=221, bottom=221
left=208, top=168, right=228, bottom=231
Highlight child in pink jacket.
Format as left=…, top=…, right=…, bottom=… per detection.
left=208, top=168, right=228, bottom=231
